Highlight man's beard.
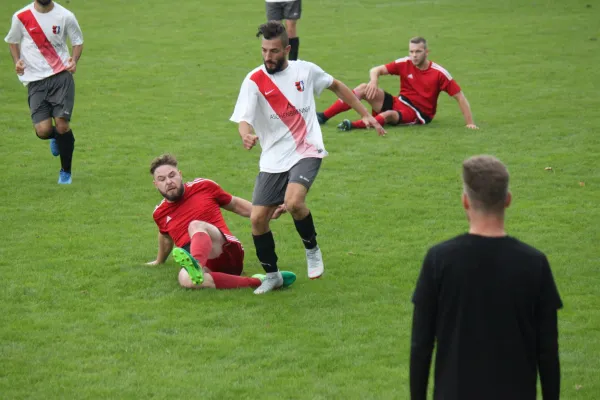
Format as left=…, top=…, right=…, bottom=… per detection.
left=264, top=58, right=285, bottom=74
left=36, top=0, right=52, bottom=6
left=161, top=185, right=184, bottom=202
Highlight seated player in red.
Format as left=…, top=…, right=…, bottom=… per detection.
left=147, top=154, right=295, bottom=290
left=317, top=37, right=478, bottom=131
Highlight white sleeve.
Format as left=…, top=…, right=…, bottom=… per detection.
left=65, top=12, right=84, bottom=45
left=308, top=62, right=334, bottom=97
left=230, top=76, right=258, bottom=126
left=4, top=14, right=23, bottom=44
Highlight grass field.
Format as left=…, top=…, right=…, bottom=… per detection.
left=1, top=0, right=599, bottom=398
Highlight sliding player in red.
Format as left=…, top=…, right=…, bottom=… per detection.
left=148, top=154, right=296, bottom=290
left=317, top=37, right=478, bottom=131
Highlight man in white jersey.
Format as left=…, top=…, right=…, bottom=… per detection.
left=230, top=21, right=386, bottom=294
left=5, top=0, right=84, bottom=184
left=265, top=1, right=302, bottom=60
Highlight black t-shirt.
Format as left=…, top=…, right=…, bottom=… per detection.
left=410, top=234, right=562, bottom=400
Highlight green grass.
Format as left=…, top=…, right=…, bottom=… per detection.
left=1, top=0, right=599, bottom=398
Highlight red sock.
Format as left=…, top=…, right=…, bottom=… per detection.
left=351, top=114, right=386, bottom=129
left=190, top=232, right=211, bottom=267
left=323, top=90, right=357, bottom=119
left=210, top=272, right=261, bottom=289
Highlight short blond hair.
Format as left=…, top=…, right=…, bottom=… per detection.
left=409, top=36, right=428, bottom=49
left=150, top=154, right=178, bottom=175
left=462, top=155, right=509, bottom=213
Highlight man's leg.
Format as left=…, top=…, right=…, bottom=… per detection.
left=29, top=80, right=59, bottom=156
left=338, top=110, right=400, bottom=131
left=318, top=84, right=386, bottom=124
left=286, top=158, right=324, bottom=279
left=51, top=72, right=77, bottom=184
left=250, top=170, right=289, bottom=294
left=284, top=1, right=301, bottom=60
left=174, top=221, right=264, bottom=289
left=177, top=268, right=262, bottom=290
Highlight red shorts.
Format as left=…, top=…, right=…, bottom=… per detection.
left=382, top=92, right=429, bottom=125
left=205, top=238, right=245, bottom=276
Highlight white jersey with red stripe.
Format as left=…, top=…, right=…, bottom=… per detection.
left=4, top=2, right=83, bottom=85
left=230, top=60, right=334, bottom=173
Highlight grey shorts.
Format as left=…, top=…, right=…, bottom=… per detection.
left=27, top=71, right=75, bottom=124
left=266, top=0, right=302, bottom=20
left=252, top=157, right=321, bottom=206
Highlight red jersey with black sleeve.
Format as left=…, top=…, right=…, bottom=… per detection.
left=152, top=178, right=235, bottom=247
left=385, top=58, right=462, bottom=120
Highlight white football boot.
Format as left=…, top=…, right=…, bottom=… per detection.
left=306, top=246, right=324, bottom=279
left=254, top=271, right=284, bottom=295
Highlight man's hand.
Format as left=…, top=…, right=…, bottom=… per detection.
left=65, top=57, right=76, bottom=73
left=271, top=204, right=287, bottom=219
left=241, top=132, right=259, bottom=150
left=466, top=124, right=479, bottom=130
left=15, top=59, right=25, bottom=75
left=365, top=80, right=379, bottom=100
left=362, top=115, right=387, bottom=136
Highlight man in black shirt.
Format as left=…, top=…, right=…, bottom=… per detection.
left=410, top=155, right=562, bottom=400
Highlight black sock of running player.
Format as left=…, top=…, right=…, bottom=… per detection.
left=289, top=37, right=300, bottom=60
left=56, top=130, right=75, bottom=173
left=294, top=212, right=318, bottom=249
left=253, top=231, right=279, bottom=273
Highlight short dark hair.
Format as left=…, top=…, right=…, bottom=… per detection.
left=462, top=155, right=510, bottom=214
left=409, top=36, right=428, bottom=49
left=257, top=20, right=289, bottom=47
left=150, top=154, right=178, bottom=175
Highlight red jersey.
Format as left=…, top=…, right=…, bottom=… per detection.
left=385, top=57, right=461, bottom=120
left=153, top=178, right=235, bottom=247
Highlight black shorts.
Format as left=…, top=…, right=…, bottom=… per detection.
left=252, top=157, right=321, bottom=206
left=266, top=0, right=302, bottom=21
left=27, top=71, right=75, bottom=124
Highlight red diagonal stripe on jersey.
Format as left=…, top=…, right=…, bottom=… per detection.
left=17, top=9, right=65, bottom=74
left=250, top=69, right=317, bottom=155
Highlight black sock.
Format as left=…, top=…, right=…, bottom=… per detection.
left=253, top=231, right=279, bottom=273
left=56, top=129, right=75, bottom=173
left=289, top=37, right=300, bottom=60
left=294, top=212, right=318, bottom=249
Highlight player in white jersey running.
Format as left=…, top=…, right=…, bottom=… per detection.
left=230, top=21, right=386, bottom=294
left=5, top=0, right=84, bottom=184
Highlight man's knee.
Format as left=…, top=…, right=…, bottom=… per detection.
left=353, top=83, right=368, bottom=98
left=34, top=122, right=54, bottom=139
left=188, top=220, right=210, bottom=236
left=381, top=110, right=400, bottom=125
left=250, top=209, right=271, bottom=231
left=284, top=198, right=307, bottom=217
left=54, top=118, right=70, bottom=134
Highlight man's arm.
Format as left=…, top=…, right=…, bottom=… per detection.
left=452, top=91, right=478, bottom=129
left=410, top=304, right=436, bottom=400
left=410, top=250, right=438, bottom=400
left=222, top=196, right=252, bottom=218
left=8, top=44, right=25, bottom=75
left=536, top=260, right=562, bottom=400
left=147, top=232, right=174, bottom=265
left=328, top=79, right=386, bottom=135
left=72, top=44, right=83, bottom=63
left=66, top=44, right=83, bottom=73
left=238, top=121, right=258, bottom=150
left=365, top=65, right=390, bottom=100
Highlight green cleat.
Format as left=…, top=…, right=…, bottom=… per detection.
left=337, top=119, right=352, bottom=131
left=252, top=271, right=297, bottom=288
left=172, top=247, right=204, bottom=285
